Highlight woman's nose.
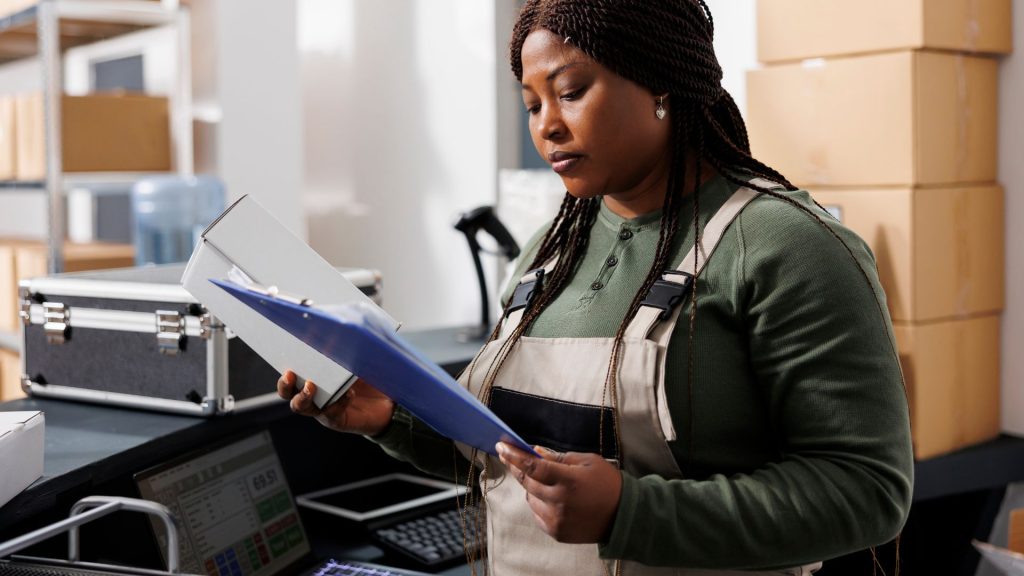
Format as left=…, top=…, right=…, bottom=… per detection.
left=536, top=105, right=566, bottom=141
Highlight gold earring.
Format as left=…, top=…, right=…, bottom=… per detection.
left=656, top=96, right=666, bottom=120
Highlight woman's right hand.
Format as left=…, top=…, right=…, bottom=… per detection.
left=277, top=370, right=395, bottom=436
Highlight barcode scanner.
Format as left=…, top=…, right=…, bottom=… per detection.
left=454, top=206, right=521, bottom=341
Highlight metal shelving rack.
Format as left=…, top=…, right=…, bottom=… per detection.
left=0, top=0, right=193, bottom=274
left=0, top=0, right=192, bottom=352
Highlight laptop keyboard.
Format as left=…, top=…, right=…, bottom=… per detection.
left=371, top=507, right=483, bottom=568
left=308, top=559, right=427, bottom=576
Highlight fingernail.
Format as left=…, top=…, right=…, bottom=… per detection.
left=495, top=443, right=506, bottom=456
left=303, top=382, right=313, bottom=396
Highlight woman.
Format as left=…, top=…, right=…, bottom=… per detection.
left=279, top=1, right=913, bottom=573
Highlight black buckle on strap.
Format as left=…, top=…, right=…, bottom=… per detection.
left=507, top=267, right=545, bottom=314
left=641, top=271, right=693, bottom=320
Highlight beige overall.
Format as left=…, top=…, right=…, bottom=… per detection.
left=458, top=184, right=823, bottom=575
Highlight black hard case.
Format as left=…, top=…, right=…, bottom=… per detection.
left=17, top=264, right=382, bottom=416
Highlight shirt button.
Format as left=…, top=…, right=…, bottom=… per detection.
left=591, top=281, right=604, bottom=291
left=618, top=229, right=633, bottom=240
left=606, top=256, right=618, bottom=267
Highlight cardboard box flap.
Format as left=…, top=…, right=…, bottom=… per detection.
left=757, top=0, right=1012, bottom=63
left=974, top=540, right=1024, bottom=576
left=0, top=411, right=44, bottom=443
left=0, top=410, right=44, bottom=509
left=198, top=196, right=385, bottom=315
left=183, top=195, right=397, bottom=409
left=0, top=411, right=43, bottom=429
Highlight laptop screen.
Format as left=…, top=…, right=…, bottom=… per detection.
left=135, top=431, right=311, bottom=576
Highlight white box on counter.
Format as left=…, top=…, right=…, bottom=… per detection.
left=0, top=411, right=44, bottom=509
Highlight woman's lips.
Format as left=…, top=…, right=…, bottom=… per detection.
left=551, top=155, right=583, bottom=174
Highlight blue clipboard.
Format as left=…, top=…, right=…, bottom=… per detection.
left=211, top=279, right=536, bottom=457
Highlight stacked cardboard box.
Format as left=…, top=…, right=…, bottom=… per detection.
left=0, top=97, right=14, bottom=180
left=0, top=346, right=21, bottom=401
left=0, top=242, right=20, bottom=399
left=0, top=93, right=170, bottom=180
left=0, top=239, right=134, bottom=333
left=0, top=240, right=134, bottom=400
left=14, top=93, right=171, bottom=179
left=748, top=0, right=1012, bottom=459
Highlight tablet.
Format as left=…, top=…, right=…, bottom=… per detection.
left=295, top=473, right=465, bottom=522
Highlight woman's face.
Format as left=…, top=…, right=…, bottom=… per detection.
left=520, top=29, right=672, bottom=210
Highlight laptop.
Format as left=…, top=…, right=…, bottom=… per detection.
left=133, top=430, right=430, bottom=576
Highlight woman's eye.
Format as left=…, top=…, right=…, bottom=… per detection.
left=526, top=103, right=541, bottom=115
left=560, top=88, right=583, bottom=101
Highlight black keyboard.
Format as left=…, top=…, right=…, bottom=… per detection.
left=307, top=559, right=428, bottom=576
left=371, top=507, right=483, bottom=568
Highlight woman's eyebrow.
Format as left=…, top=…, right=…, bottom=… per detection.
left=545, top=60, right=586, bottom=81
left=521, top=60, right=588, bottom=89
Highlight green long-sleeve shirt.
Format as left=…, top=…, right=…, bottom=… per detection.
left=371, top=174, right=913, bottom=570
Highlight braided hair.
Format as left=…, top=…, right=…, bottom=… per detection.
left=461, top=1, right=896, bottom=571
left=483, top=0, right=869, bottom=452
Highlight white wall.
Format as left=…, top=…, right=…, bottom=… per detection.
left=496, top=1, right=524, bottom=171
left=1000, top=0, right=1023, bottom=433
left=707, top=0, right=757, bottom=116
left=299, top=0, right=498, bottom=330
left=214, top=0, right=305, bottom=237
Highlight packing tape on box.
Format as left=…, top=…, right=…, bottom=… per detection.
left=800, top=59, right=829, bottom=186
left=967, top=0, right=980, bottom=52
left=954, top=321, right=968, bottom=445
left=957, top=55, right=969, bottom=184
left=954, top=189, right=971, bottom=318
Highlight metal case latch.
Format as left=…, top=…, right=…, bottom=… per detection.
left=18, top=287, right=32, bottom=326
left=199, top=313, right=213, bottom=340
left=201, top=394, right=235, bottom=415
left=156, top=310, right=185, bottom=356
left=43, top=302, right=70, bottom=344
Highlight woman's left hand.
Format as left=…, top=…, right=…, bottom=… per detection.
left=496, top=442, right=622, bottom=544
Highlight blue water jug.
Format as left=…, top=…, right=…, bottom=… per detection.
left=131, top=175, right=226, bottom=266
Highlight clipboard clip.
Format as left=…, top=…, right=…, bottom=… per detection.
left=247, top=284, right=315, bottom=308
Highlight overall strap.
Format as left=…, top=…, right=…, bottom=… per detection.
left=624, top=185, right=761, bottom=342
left=498, top=258, right=558, bottom=341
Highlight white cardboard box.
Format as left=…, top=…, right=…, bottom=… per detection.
left=0, top=411, right=44, bottom=509
left=182, top=195, right=398, bottom=409
left=975, top=541, right=1024, bottom=575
